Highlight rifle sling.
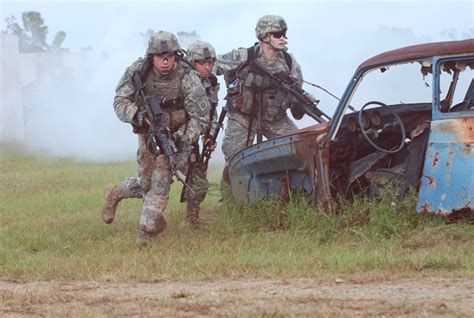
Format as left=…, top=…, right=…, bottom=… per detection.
left=246, top=115, right=254, bottom=147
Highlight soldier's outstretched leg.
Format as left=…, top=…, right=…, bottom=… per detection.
left=101, top=177, right=142, bottom=224
left=102, top=134, right=156, bottom=225
left=136, top=155, right=171, bottom=247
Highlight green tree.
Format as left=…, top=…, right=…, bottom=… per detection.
left=52, top=31, right=66, bottom=50
left=2, top=11, right=67, bottom=52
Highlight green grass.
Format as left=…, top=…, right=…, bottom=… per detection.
left=1, top=145, right=473, bottom=282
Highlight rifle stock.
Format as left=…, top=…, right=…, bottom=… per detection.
left=202, top=106, right=227, bottom=168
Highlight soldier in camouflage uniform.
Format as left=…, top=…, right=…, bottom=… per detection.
left=106, top=31, right=211, bottom=246
left=216, top=15, right=303, bottom=193
left=182, top=40, right=220, bottom=224
left=101, top=40, right=219, bottom=231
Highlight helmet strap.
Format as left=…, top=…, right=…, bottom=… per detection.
left=269, top=42, right=283, bottom=51
left=261, top=34, right=283, bottom=51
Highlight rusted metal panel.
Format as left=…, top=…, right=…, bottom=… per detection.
left=417, top=118, right=474, bottom=214
left=313, top=133, right=331, bottom=204
left=358, top=39, right=474, bottom=71
left=228, top=124, right=328, bottom=203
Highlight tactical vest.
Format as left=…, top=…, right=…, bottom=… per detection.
left=226, top=45, right=294, bottom=122
left=137, top=60, right=191, bottom=133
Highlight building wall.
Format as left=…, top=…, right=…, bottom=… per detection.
left=0, top=35, right=24, bottom=142
left=0, top=34, right=91, bottom=143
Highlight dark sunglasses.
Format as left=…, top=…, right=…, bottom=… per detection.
left=269, top=31, right=287, bottom=39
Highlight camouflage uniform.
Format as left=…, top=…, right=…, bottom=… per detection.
left=109, top=31, right=210, bottom=245
left=182, top=41, right=220, bottom=224
left=101, top=39, right=219, bottom=229
left=216, top=15, right=302, bottom=190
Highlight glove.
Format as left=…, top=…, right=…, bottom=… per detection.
left=133, top=109, right=147, bottom=127
left=202, top=137, right=217, bottom=152
left=290, top=103, right=305, bottom=120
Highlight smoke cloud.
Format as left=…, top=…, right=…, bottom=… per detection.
left=1, top=1, right=472, bottom=161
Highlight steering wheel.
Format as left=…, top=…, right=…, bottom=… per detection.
left=358, top=101, right=406, bottom=154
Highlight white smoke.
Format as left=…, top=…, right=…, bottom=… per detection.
left=20, top=36, right=145, bottom=161
left=1, top=0, right=472, bottom=161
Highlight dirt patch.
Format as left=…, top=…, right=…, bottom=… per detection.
left=1, top=276, right=473, bottom=316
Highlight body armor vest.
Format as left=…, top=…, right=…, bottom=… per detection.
left=227, top=45, right=293, bottom=122
left=138, top=60, right=191, bottom=133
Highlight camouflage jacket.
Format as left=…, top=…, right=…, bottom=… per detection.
left=113, top=57, right=211, bottom=145
left=216, top=44, right=303, bottom=122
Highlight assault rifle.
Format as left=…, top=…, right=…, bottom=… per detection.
left=248, top=60, right=331, bottom=123
left=200, top=106, right=227, bottom=169
left=132, top=71, right=194, bottom=194
left=180, top=105, right=228, bottom=202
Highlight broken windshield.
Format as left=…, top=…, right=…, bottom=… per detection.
left=438, top=59, right=474, bottom=113
left=348, top=62, right=433, bottom=112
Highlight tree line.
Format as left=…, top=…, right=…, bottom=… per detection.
left=2, top=11, right=66, bottom=53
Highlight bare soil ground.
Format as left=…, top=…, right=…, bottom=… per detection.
left=1, top=276, right=473, bottom=317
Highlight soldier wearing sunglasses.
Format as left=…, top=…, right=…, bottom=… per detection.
left=216, top=15, right=303, bottom=198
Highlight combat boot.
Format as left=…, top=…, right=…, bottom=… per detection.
left=136, top=216, right=167, bottom=247
left=101, top=185, right=126, bottom=224
left=186, top=204, right=201, bottom=226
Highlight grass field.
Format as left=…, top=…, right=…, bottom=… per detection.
left=1, top=144, right=473, bottom=283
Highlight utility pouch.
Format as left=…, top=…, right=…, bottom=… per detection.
left=244, top=73, right=255, bottom=87
left=226, top=94, right=244, bottom=111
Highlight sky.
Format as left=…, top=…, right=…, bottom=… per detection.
left=1, top=0, right=473, bottom=161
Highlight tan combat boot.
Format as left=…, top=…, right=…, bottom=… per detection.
left=136, top=216, right=167, bottom=247
left=186, top=204, right=201, bottom=226
left=101, top=185, right=126, bottom=224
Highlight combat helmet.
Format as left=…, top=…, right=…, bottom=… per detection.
left=255, top=15, right=287, bottom=39
left=147, top=31, right=181, bottom=55
left=187, top=41, right=216, bottom=64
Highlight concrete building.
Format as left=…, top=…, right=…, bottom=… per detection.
left=1, top=34, right=92, bottom=144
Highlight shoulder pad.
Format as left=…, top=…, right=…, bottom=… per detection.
left=127, top=57, right=147, bottom=74
left=177, top=56, right=195, bottom=71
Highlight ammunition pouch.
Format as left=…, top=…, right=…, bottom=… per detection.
left=244, top=72, right=271, bottom=89
left=169, top=109, right=187, bottom=132
left=225, top=92, right=244, bottom=112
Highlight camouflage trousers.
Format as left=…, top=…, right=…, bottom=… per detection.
left=109, top=134, right=157, bottom=201
left=220, top=110, right=298, bottom=195
left=120, top=135, right=209, bottom=234
left=114, top=177, right=143, bottom=199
